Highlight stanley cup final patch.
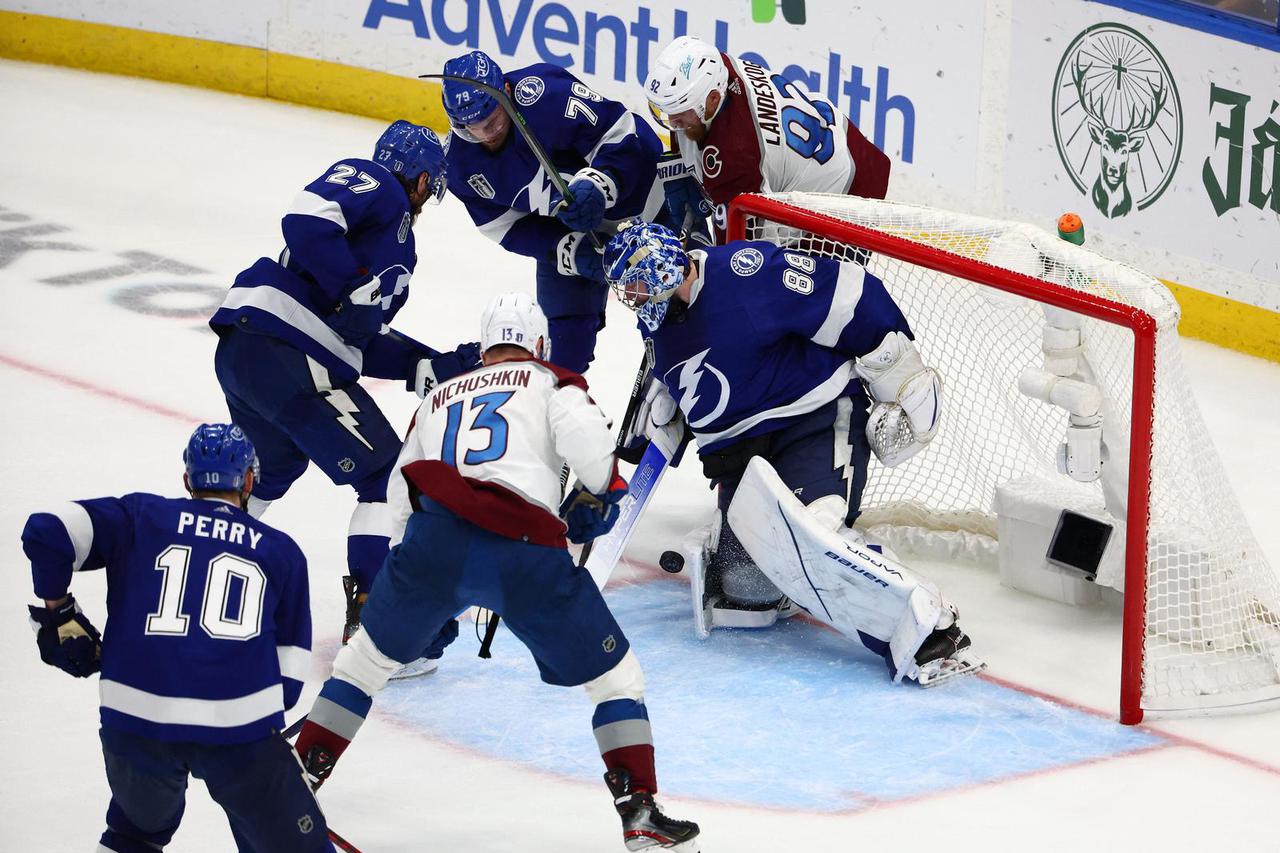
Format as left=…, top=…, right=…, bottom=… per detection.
left=468, top=173, right=496, bottom=200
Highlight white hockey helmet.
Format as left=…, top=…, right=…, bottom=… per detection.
left=480, top=291, right=549, bottom=361
left=645, top=36, right=729, bottom=129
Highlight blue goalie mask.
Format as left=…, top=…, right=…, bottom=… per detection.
left=184, top=423, right=259, bottom=493
left=441, top=50, right=504, bottom=140
left=604, top=221, right=688, bottom=333
left=373, top=120, right=448, bottom=204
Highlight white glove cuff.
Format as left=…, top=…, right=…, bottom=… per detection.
left=412, top=358, right=440, bottom=399
left=556, top=231, right=585, bottom=277
left=572, top=167, right=618, bottom=208
left=349, top=274, right=382, bottom=307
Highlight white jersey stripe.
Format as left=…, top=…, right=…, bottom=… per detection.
left=217, top=286, right=363, bottom=373
left=100, top=679, right=284, bottom=728
left=693, top=362, right=856, bottom=447
left=349, top=500, right=394, bottom=538
left=812, top=263, right=866, bottom=348
left=276, top=645, right=311, bottom=682
left=50, top=502, right=94, bottom=571
left=288, top=190, right=348, bottom=231
left=477, top=208, right=527, bottom=243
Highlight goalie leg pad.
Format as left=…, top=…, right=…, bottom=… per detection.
left=727, top=457, right=955, bottom=681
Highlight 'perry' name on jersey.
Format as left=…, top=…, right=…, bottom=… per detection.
left=176, top=512, right=263, bottom=550
left=429, top=367, right=533, bottom=413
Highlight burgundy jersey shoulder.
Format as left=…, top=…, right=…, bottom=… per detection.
left=534, top=358, right=589, bottom=393
left=696, top=57, right=765, bottom=207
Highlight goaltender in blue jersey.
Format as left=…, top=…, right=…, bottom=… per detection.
left=210, top=121, right=472, bottom=673
left=22, top=424, right=335, bottom=852
left=605, top=222, right=985, bottom=688
left=439, top=50, right=706, bottom=375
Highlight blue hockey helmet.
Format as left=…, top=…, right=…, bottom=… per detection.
left=604, top=221, right=688, bottom=332
left=183, top=423, right=258, bottom=493
left=441, top=50, right=504, bottom=130
left=373, top=120, right=448, bottom=204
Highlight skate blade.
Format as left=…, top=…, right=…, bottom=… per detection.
left=625, top=836, right=701, bottom=853
left=387, top=657, right=439, bottom=682
left=915, top=650, right=986, bottom=688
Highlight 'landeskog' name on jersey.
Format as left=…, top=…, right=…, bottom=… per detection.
left=646, top=242, right=913, bottom=453
left=22, top=494, right=311, bottom=744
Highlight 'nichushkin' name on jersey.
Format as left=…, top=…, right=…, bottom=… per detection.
left=430, top=367, right=533, bottom=412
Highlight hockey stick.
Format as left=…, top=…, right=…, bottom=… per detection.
left=417, top=72, right=605, bottom=252
left=328, top=827, right=363, bottom=853
left=584, top=420, right=685, bottom=589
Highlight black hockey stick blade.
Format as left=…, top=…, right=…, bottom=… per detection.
left=418, top=72, right=605, bottom=252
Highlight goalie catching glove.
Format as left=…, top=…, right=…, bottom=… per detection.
left=855, top=331, right=943, bottom=467
left=559, top=463, right=628, bottom=544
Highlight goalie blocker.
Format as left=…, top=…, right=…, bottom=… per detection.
left=725, top=457, right=984, bottom=686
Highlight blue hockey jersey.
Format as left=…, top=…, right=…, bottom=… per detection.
left=23, top=494, right=311, bottom=745
left=647, top=242, right=913, bottom=454
left=446, top=64, right=664, bottom=261
left=210, top=157, right=433, bottom=385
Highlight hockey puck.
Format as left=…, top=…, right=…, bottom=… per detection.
left=659, top=550, right=685, bottom=573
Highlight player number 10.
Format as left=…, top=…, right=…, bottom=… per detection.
left=146, top=545, right=267, bottom=641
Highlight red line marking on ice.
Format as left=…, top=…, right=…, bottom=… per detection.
left=0, top=352, right=207, bottom=424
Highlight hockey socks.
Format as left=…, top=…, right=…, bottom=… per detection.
left=296, top=678, right=372, bottom=784
left=592, top=698, right=657, bottom=795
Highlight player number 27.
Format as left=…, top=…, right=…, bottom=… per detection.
left=442, top=391, right=515, bottom=467
left=146, top=546, right=267, bottom=640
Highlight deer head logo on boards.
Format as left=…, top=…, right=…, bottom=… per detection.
left=1052, top=24, right=1182, bottom=219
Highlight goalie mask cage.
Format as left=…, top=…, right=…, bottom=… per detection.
left=729, top=192, right=1280, bottom=724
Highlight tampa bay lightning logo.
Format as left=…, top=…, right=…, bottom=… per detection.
left=514, top=76, right=545, bottom=107
left=729, top=247, right=764, bottom=277
left=673, top=348, right=730, bottom=429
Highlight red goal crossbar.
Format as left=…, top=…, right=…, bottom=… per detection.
left=729, top=194, right=1158, bottom=724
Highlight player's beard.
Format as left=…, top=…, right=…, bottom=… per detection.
left=682, top=123, right=709, bottom=143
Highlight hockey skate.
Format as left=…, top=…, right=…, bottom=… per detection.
left=342, top=576, right=438, bottom=681
left=909, top=624, right=986, bottom=688
left=604, top=769, right=700, bottom=852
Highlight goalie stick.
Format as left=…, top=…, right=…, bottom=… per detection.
left=583, top=415, right=685, bottom=589
left=417, top=71, right=605, bottom=252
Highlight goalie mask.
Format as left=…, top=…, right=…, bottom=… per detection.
left=604, top=221, right=687, bottom=333
left=645, top=36, right=729, bottom=130
left=480, top=291, right=550, bottom=361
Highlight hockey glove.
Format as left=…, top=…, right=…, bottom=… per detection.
left=618, top=376, right=686, bottom=465
left=555, top=231, right=607, bottom=284
left=554, top=169, right=613, bottom=233
left=560, top=465, right=629, bottom=544
left=28, top=594, right=102, bottom=678
left=330, top=275, right=384, bottom=348
left=660, top=160, right=714, bottom=248
left=856, top=331, right=943, bottom=467
left=409, top=342, right=483, bottom=398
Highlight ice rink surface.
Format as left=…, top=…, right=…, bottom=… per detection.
left=2, top=59, right=1279, bottom=851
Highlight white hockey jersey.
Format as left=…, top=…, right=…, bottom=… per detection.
left=387, top=357, right=615, bottom=547
left=675, top=54, right=890, bottom=236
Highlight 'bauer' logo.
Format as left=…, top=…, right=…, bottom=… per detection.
left=1052, top=24, right=1182, bottom=219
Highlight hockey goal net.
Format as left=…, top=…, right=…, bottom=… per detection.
left=729, top=192, right=1280, bottom=724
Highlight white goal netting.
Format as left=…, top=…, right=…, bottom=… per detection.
left=742, top=193, right=1280, bottom=719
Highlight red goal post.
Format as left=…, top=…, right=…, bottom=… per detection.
left=728, top=192, right=1280, bottom=724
